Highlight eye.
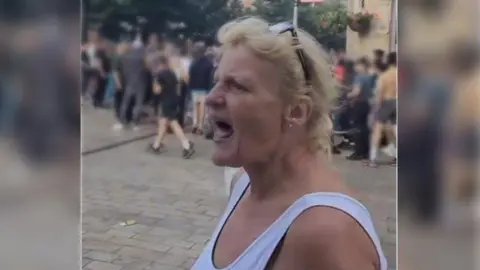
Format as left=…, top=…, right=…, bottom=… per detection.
left=225, top=78, right=248, bottom=92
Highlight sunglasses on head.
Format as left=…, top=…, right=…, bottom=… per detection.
left=269, top=22, right=311, bottom=86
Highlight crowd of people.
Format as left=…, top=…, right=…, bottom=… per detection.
left=82, top=27, right=397, bottom=166
left=331, top=49, right=397, bottom=167
left=82, top=28, right=219, bottom=159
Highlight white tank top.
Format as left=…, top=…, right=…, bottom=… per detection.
left=192, top=174, right=388, bottom=270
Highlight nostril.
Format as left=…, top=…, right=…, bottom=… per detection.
left=205, top=92, right=225, bottom=107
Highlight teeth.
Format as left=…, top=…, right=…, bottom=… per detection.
left=213, top=123, right=233, bottom=141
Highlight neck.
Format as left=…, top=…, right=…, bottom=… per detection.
left=244, top=147, right=321, bottom=201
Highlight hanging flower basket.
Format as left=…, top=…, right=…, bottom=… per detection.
left=347, top=12, right=374, bottom=36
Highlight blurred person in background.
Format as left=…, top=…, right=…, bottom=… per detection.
left=145, top=32, right=161, bottom=112
left=204, top=46, right=220, bottom=140
left=178, top=44, right=193, bottom=128
left=343, top=59, right=356, bottom=88
left=81, top=43, right=90, bottom=97
left=333, top=49, right=347, bottom=84
left=398, top=54, right=452, bottom=222
left=0, top=40, right=20, bottom=137
left=331, top=57, right=348, bottom=154
left=189, top=42, right=214, bottom=135
left=82, top=30, right=95, bottom=99
left=11, top=21, right=79, bottom=165
left=336, top=48, right=346, bottom=63
left=168, top=42, right=190, bottom=128
left=346, top=57, right=374, bottom=160
left=149, top=55, right=195, bottom=158
left=116, top=36, right=148, bottom=130
left=373, top=49, right=385, bottom=65
left=369, top=58, right=387, bottom=96
left=0, top=76, right=21, bottom=138
left=331, top=58, right=356, bottom=153
left=193, top=18, right=387, bottom=270
left=370, top=49, right=387, bottom=89
left=334, top=58, right=346, bottom=84
left=367, top=52, right=397, bottom=167
left=102, top=40, right=118, bottom=106
left=111, top=42, right=130, bottom=128
left=441, top=43, right=479, bottom=225
left=146, top=33, right=161, bottom=71
left=84, top=29, right=110, bottom=108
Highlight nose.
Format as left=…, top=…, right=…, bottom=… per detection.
left=205, top=84, right=225, bottom=110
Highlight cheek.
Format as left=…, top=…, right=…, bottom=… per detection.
left=230, top=95, right=282, bottom=148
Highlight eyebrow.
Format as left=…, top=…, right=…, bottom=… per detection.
left=217, top=72, right=254, bottom=89
left=231, top=75, right=254, bottom=90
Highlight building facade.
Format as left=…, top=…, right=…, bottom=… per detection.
left=346, top=0, right=396, bottom=57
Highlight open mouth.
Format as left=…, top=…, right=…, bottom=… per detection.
left=213, top=119, right=234, bottom=141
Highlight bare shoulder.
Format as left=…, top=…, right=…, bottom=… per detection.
left=285, top=205, right=381, bottom=270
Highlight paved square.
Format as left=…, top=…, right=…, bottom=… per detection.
left=82, top=107, right=396, bottom=270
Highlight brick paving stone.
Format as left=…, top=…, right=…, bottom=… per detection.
left=85, top=261, right=122, bottom=270
left=145, top=263, right=179, bottom=270
left=81, top=105, right=156, bottom=153
left=119, top=261, right=152, bottom=270
left=83, top=259, right=92, bottom=267
left=82, top=108, right=397, bottom=269
left=84, top=250, right=118, bottom=263
left=82, top=239, right=121, bottom=253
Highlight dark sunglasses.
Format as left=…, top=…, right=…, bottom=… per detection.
left=269, top=22, right=311, bottom=86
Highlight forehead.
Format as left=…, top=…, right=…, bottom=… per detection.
left=218, top=45, right=280, bottom=86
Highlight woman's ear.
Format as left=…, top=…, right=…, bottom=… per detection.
left=284, top=95, right=313, bottom=127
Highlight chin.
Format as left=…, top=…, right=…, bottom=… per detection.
left=211, top=152, right=242, bottom=167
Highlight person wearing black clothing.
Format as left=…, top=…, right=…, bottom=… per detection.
left=373, top=49, right=385, bottom=63
left=189, top=44, right=214, bottom=134
left=149, top=56, right=195, bottom=159
left=346, top=57, right=374, bottom=160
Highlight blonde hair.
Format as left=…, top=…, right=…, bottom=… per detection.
left=217, top=17, right=335, bottom=154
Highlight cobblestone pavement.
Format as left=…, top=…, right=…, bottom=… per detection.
left=82, top=107, right=396, bottom=270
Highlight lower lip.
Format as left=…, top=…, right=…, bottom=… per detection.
left=213, top=129, right=234, bottom=143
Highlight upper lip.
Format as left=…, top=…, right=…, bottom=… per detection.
left=208, top=112, right=231, bottom=125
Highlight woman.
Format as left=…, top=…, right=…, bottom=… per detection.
left=192, top=17, right=387, bottom=270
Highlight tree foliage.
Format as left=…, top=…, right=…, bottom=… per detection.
left=83, top=0, right=347, bottom=49
left=244, top=0, right=347, bottom=49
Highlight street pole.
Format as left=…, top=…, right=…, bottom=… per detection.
left=293, top=0, right=299, bottom=27
left=389, top=0, right=397, bottom=52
